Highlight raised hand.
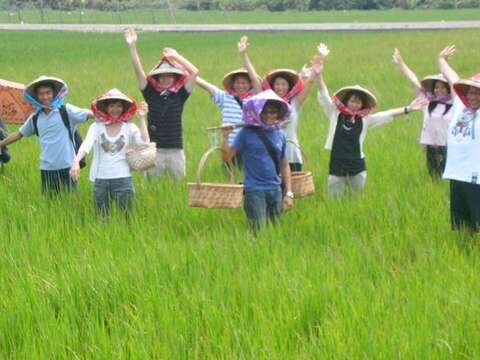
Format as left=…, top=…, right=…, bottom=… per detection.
left=310, top=55, right=324, bottom=75
left=408, top=97, right=429, bottom=112
left=317, top=43, right=330, bottom=59
left=392, top=48, right=404, bottom=65
left=138, top=101, right=148, bottom=118
left=124, top=28, right=137, bottom=46
left=163, top=47, right=179, bottom=59
left=238, top=36, right=249, bottom=54
left=439, top=45, right=456, bottom=61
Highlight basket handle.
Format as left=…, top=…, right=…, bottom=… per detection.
left=196, top=146, right=236, bottom=185
left=287, top=140, right=308, bottom=164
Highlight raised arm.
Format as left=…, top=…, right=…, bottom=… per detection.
left=137, top=101, right=150, bottom=143
left=296, top=65, right=317, bottom=108
left=238, top=36, right=263, bottom=94
left=196, top=77, right=218, bottom=97
left=312, top=45, right=336, bottom=117
left=368, top=97, right=428, bottom=129
left=124, top=28, right=148, bottom=91
left=438, top=45, right=460, bottom=88
left=163, top=47, right=199, bottom=93
left=392, top=48, right=422, bottom=94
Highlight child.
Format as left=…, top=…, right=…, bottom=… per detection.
left=222, top=90, right=293, bottom=232
left=437, top=45, right=480, bottom=235
left=0, top=76, right=91, bottom=194
left=124, top=28, right=198, bottom=180
left=70, top=89, right=149, bottom=216
left=238, top=35, right=318, bottom=171
left=392, top=48, right=453, bottom=179
left=314, top=44, right=426, bottom=197
left=196, top=68, right=255, bottom=168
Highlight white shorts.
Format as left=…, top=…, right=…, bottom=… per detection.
left=146, top=148, right=186, bottom=180
left=327, top=171, right=367, bottom=197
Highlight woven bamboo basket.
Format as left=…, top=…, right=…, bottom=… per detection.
left=188, top=146, right=244, bottom=209
left=288, top=141, right=315, bottom=198
left=126, top=142, right=157, bottom=171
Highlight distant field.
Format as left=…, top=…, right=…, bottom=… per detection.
left=1, top=29, right=480, bottom=358
left=0, top=8, right=480, bottom=24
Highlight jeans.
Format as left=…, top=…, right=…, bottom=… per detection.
left=40, top=168, right=77, bottom=195
left=94, top=177, right=134, bottom=216
left=244, top=188, right=283, bottom=232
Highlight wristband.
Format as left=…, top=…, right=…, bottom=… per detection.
left=404, top=106, right=409, bottom=114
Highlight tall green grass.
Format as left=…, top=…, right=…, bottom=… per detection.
left=0, top=29, right=480, bottom=358
left=1, top=8, right=480, bottom=24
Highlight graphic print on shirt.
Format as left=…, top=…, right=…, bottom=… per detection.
left=451, top=110, right=477, bottom=141
left=100, top=133, right=126, bottom=154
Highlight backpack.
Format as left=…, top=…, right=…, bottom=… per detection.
left=32, top=105, right=86, bottom=169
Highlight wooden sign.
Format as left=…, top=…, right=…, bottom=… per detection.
left=0, top=79, right=34, bottom=124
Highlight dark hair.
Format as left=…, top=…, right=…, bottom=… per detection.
left=102, top=99, right=128, bottom=112
left=271, top=75, right=293, bottom=91
left=232, top=73, right=251, bottom=83
left=345, top=91, right=367, bottom=109
left=34, top=82, right=55, bottom=96
left=428, top=80, right=452, bottom=116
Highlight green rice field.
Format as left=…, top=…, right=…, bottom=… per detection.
left=0, top=29, right=480, bottom=358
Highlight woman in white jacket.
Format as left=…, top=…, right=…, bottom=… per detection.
left=313, top=44, right=426, bottom=197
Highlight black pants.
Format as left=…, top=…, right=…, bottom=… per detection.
left=40, top=168, right=77, bottom=195
left=289, top=162, right=302, bottom=172
left=450, top=180, right=480, bottom=232
left=426, top=145, right=447, bottom=179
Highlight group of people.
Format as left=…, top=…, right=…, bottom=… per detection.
left=0, top=31, right=478, bottom=235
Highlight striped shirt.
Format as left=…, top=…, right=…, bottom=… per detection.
left=213, top=87, right=248, bottom=146
left=142, top=83, right=190, bottom=149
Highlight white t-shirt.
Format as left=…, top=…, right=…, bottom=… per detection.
left=420, top=103, right=453, bottom=146
left=281, top=97, right=302, bottom=164
left=79, top=122, right=147, bottom=182
left=443, top=97, right=480, bottom=184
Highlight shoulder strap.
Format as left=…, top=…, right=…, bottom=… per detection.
left=233, top=96, right=243, bottom=109
left=252, top=127, right=280, bottom=175
left=59, top=105, right=75, bottom=146
left=32, top=112, right=40, bottom=136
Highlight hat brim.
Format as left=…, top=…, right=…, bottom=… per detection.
left=421, top=75, right=449, bottom=93
left=223, top=69, right=252, bottom=92
left=454, top=80, right=480, bottom=96
left=25, top=77, right=65, bottom=98
left=265, top=69, right=299, bottom=89
left=334, top=86, right=377, bottom=110
left=96, top=98, right=135, bottom=114
left=149, top=67, right=184, bottom=77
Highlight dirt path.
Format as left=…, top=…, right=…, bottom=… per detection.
left=0, top=21, right=479, bottom=32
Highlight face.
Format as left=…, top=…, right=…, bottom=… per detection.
left=466, top=86, right=480, bottom=109
left=261, top=104, right=281, bottom=125
left=346, top=94, right=364, bottom=111
left=232, top=75, right=251, bottom=95
left=155, top=74, right=176, bottom=88
left=106, top=101, right=125, bottom=119
left=272, top=77, right=291, bottom=98
left=433, top=81, right=449, bottom=98
left=35, top=85, right=54, bottom=106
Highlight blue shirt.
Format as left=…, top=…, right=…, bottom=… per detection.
left=20, top=104, right=89, bottom=170
left=232, top=127, right=286, bottom=191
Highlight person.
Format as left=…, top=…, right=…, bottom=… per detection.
left=124, top=28, right=198, bottom=180
left=437, top=44, right=480, bottom=235
left=238, top=35, right=318, bottom=171
left=392, top=48, right=453, bottom=179
left=70, top=89, right=149, bottom=217
left=222, top=90, right=293, bottom=232
left=0, top=76, right=91, bottom=194
left=0, top=117, right=10, bottom=165
left=314, top=44, right=426, bottom=197
left=196, top=67, right=255, bottom=169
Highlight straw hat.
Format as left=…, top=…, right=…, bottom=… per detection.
left=149, top=59, right=184, bottom=77
left=453, top=73, right=480, bottom=101
left=333, top=85, right=377, bottom=109
left=223, top=68, right=252, bottom=92
left=94, top=88, right=136, bottom=113
left=264, top=69, right=299, bottom=89
left=24, top=76, right=66, bottom=98
left=420, top=74, right=449, bottom=93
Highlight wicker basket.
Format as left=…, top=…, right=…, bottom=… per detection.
left=188, top=146, right=243, bottom=209
left=288, top=141, right=315, bottom=198
left=126, top=142, right=157, bottom=171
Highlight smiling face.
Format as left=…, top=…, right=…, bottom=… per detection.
left=155, top=73, right=176, bottom=89
left=35, top=84, right=55, bottom=106
left=106, top=100, right=125, bottom=120
left=346, top=93, right=364, bottom=112
left=466, top=86, right=480, bottom=110
left=433, top=80, right=449, bottom=98
left=272, top=76, right=291, bottom=98
left=232, top=74, right=251, bottom=96
left=261, top=101, right=282, bottom=125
